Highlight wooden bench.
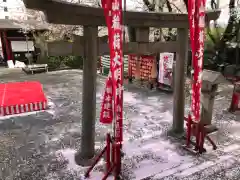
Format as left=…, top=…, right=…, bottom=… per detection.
left=22, top=64, right=48, bottom=74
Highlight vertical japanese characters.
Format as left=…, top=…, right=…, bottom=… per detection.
left=100, top=72, right=114, bottom=124
left=189, top=0, right=206, bottom=122
left=128, top=55, right=154, bottom=80
left=111, top=0, right=123, bottom=142
left=99, top=0, right=123, bottom=143
left=100, top=0, right=114, bottom=124
left=158, top=53, right=174, bottom=86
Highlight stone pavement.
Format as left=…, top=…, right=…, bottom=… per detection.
left=0, top=69, right=238, bottom=180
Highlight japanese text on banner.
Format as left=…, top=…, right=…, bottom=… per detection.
left=189, top=0, right=206, bottom=122
left=99, top=0, right=114, bottom=124
left=111, top=0, right=123, bottom=142
left=99, top=0, right=123, bottom=144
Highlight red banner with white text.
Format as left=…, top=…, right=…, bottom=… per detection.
left=99, top=0, right=123, bottom=142
left=189, top=0, right=206, bottom=122
left=111, top=0, right=123, bottom=142
left=100, top=0, right=113, bottom=124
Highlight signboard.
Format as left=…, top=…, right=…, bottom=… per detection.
left=158, top=52, right=174, bottom=86
left=128, top=54, right=154, bottom=80
left=11, top=41, right=34, bottom=52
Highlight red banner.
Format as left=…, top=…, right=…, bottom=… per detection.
left=111, top=0, right=123, bottom=142
left=100, top=73, right=114, bottom=124
left=100, top=0, right=113, bottom=124
left=100, top=0, right=123, bottom=142
left=189, top=0, right=206, bottom=122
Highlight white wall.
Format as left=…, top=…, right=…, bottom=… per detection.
left=11, top=41, right=34, bottom=52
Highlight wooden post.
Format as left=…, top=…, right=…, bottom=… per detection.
left=172, top=28, right=188, bottom=134
left=76, top=26, right=98, bottom=163
left=135, top=28, right=149, bottom=84
left=135, top=27, right=149, bottom=43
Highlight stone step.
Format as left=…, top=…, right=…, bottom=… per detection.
left=150, top=155, right=238, bottom=180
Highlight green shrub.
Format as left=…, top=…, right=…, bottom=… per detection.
left=63, top=56, right=83, bottom=69
left=47, top=55, right=84, bottom=70
left=47, top=56, right=62, bottom=70
left=47, top=55, right=103, bottom=70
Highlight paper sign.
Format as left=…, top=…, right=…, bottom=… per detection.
left=158, top=52, right=174, bottom=86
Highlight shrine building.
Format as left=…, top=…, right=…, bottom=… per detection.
left=0, top=19, right=48, bottom=66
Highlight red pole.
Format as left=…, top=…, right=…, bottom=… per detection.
left=84, top=146, right=107, bottom=178
left=237, top=93, right=240, bottom=111
left=0, top=32, right=4, bottom=57
left=102, top=165, right=115, bottom=180
left=3, top=31, right=11, bottom=61
left=128, top=55, right=133, bottom=81
left=106, top=133, right=111, bottom=172
left=111, top=140, right=115, bottom=170
left=114, top=143, right=121, bottom=179
left=199, top=125, right=205, bottom=153
left=230, top=93, right=238, bottom=112
left=194, top=124, right=200, bottom=151
left=186, top=114, right=192, bottom=147
left=99, top=56, right=102, bottom=74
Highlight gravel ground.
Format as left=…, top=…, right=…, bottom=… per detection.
left=0, top=69, right=239, bottom=180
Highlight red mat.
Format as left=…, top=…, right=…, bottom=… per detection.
left=0, top=81, right=47, bottom=116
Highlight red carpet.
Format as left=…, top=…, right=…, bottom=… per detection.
left=0, top=81, right=47, bottom=116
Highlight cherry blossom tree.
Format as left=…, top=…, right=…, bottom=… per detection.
left=141, top=0, right=240, bottom=68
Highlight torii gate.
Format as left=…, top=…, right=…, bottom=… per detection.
left=23, top=0, right=220, bottom=163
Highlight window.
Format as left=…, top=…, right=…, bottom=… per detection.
left=5, top=16, right=9, bottom=19
left=4, top=7, right=8, bottom=12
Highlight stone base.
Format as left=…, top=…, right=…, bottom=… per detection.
left=75, top=151, right=96, bottom=166
left=167, top=129, right=184, bottom=139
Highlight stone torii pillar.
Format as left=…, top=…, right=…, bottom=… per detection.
left=172, top=28, right=188, bottom=134
left=75, top=26, right=98, bottom=164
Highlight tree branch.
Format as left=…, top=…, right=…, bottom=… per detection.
left=210, top=0, right=217, bottom=9
left=142, top=0, right=155, bottom=11
left=165, top=0, right=173, bottom=41
left=167, top=1, right=184, bottom=13
left=183, top=0, right=188, bottom=10
left=217, top=0, right=236, bottom=51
